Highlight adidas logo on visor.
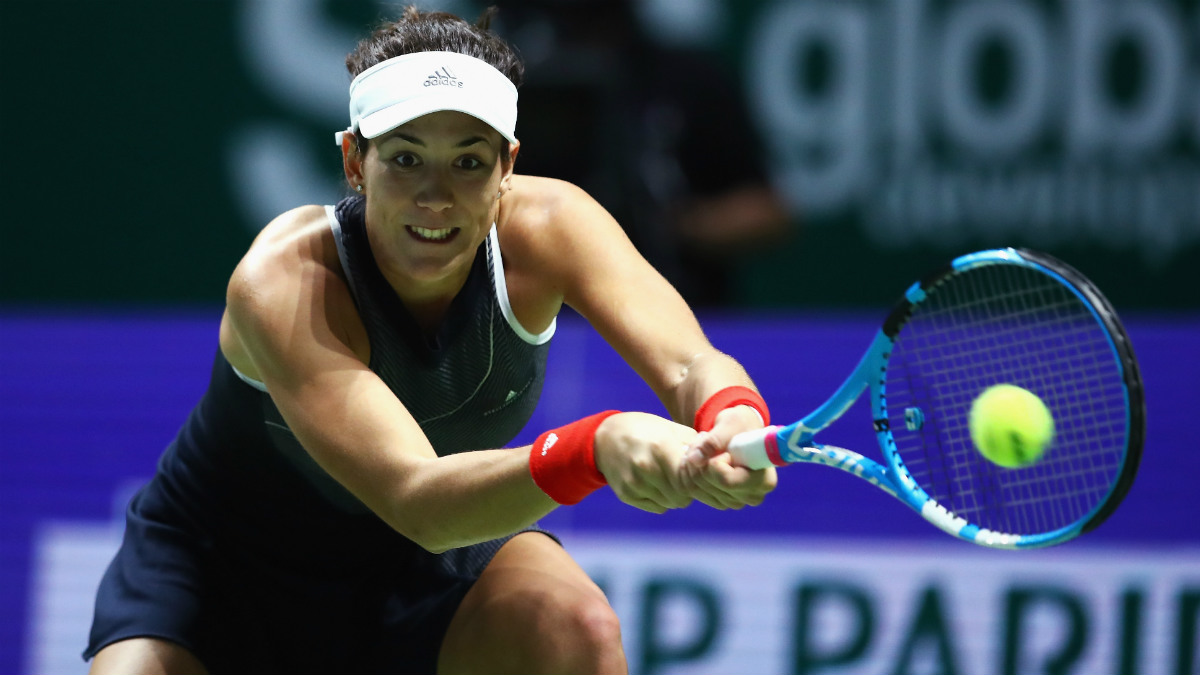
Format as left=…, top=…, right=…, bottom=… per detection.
left=424, top=67, right=463, bottom=88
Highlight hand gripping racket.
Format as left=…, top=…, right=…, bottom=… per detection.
left=729, top=249, right=1144, bottom=549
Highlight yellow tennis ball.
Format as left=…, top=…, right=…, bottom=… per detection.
left=968, top=384, right=1055, bottom=468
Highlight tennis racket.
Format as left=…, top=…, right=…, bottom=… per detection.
left=729, top=248, right=1144, bottom=549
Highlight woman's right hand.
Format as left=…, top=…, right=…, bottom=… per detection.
left=593, top=412, right=701, bottom=514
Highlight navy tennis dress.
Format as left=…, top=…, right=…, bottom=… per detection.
left=85, top=196, right=556, bottom=673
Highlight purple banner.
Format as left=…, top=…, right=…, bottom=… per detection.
left=1, top=310, right=1196, bottom=673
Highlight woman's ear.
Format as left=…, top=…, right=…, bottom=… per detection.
left=506, top=140, right=520, bottom=168
left=501, top=140, right=520, bottom=190
left=341, top=129, right=366, bottom=191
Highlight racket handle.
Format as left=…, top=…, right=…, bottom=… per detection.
left=727, top=425, right=784, bottom=470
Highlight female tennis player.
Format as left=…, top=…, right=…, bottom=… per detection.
left=84, top=7, right=776, bottom=674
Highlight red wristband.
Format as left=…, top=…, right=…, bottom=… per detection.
left=694, top=386, right=770, bottom=432
left=529, top=410, right=621, bottom=505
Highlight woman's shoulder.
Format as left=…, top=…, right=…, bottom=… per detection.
left=220, top=203, right=368, bottom=380
left=498, top=175, right=609, bottom=244
left=240, top=206, right=338, bottom=268
left=251, top=204, right=333, bottom=250
left=229, top=204, right=345, bottom=304
left=491, top=176, right=597, bottom=330
left=506, top=174, right=588, bottom=213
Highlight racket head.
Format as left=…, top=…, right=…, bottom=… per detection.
left=876, top=248, right=1144, bottom=548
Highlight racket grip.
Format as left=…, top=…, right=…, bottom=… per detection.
left=727, top=425, right=784, bottom=470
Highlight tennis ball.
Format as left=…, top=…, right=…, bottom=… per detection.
left=968, top=384, right=1054, bottom=468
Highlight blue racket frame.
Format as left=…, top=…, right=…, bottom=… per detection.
left=730, top=248, right=1144, bottom=549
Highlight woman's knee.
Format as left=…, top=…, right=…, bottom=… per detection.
left=524, top=582, right=623, bottom=656
left=466, top=580, right=624, bottom=673
left=440, top=534, right=626, bottom=674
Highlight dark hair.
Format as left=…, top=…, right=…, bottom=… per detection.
left=346, top=6, right=524, bottom=154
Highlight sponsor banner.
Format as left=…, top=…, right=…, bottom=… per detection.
left=26, top=523, right=124, bottom=675
left=736, top=0, right=1200, bottom=308
left=566, top=534, right=1199, bottom=675
left=24, top=523, right=1199, bottom=675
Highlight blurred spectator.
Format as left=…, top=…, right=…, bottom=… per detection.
left=496, top=0, right=792, bottom=306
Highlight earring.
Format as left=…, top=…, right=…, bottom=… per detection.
left=355, top=184, right=364, bottom=192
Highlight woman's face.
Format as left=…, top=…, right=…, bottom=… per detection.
left=355, top=111, right=515, bottom=290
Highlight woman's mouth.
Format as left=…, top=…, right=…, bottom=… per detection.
left=406, top=226, right=459, bottom=243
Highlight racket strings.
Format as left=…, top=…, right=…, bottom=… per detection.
left=944, top=285, right=1116, bottom=532
left=886, top=263, right=1128, bottom=536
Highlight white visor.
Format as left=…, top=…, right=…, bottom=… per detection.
left=343, top=51, right=518, bottom=146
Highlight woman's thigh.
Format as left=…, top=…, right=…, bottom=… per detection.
left=89, top=637, right=209, bottom=675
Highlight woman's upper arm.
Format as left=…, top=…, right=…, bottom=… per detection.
left=223, top=214, right=436, bottom=530
left=540, top=184, right=724, bottom=417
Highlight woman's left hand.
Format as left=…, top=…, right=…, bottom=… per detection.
left=681, top=405, right=778, bottom=510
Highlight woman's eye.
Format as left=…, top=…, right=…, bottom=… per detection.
left=457, top=157, right=483, bottom=170
left=394, top=153, right=419, bottom=168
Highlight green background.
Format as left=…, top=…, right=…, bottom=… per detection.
left=3, top=0, right=1196, bottom=309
